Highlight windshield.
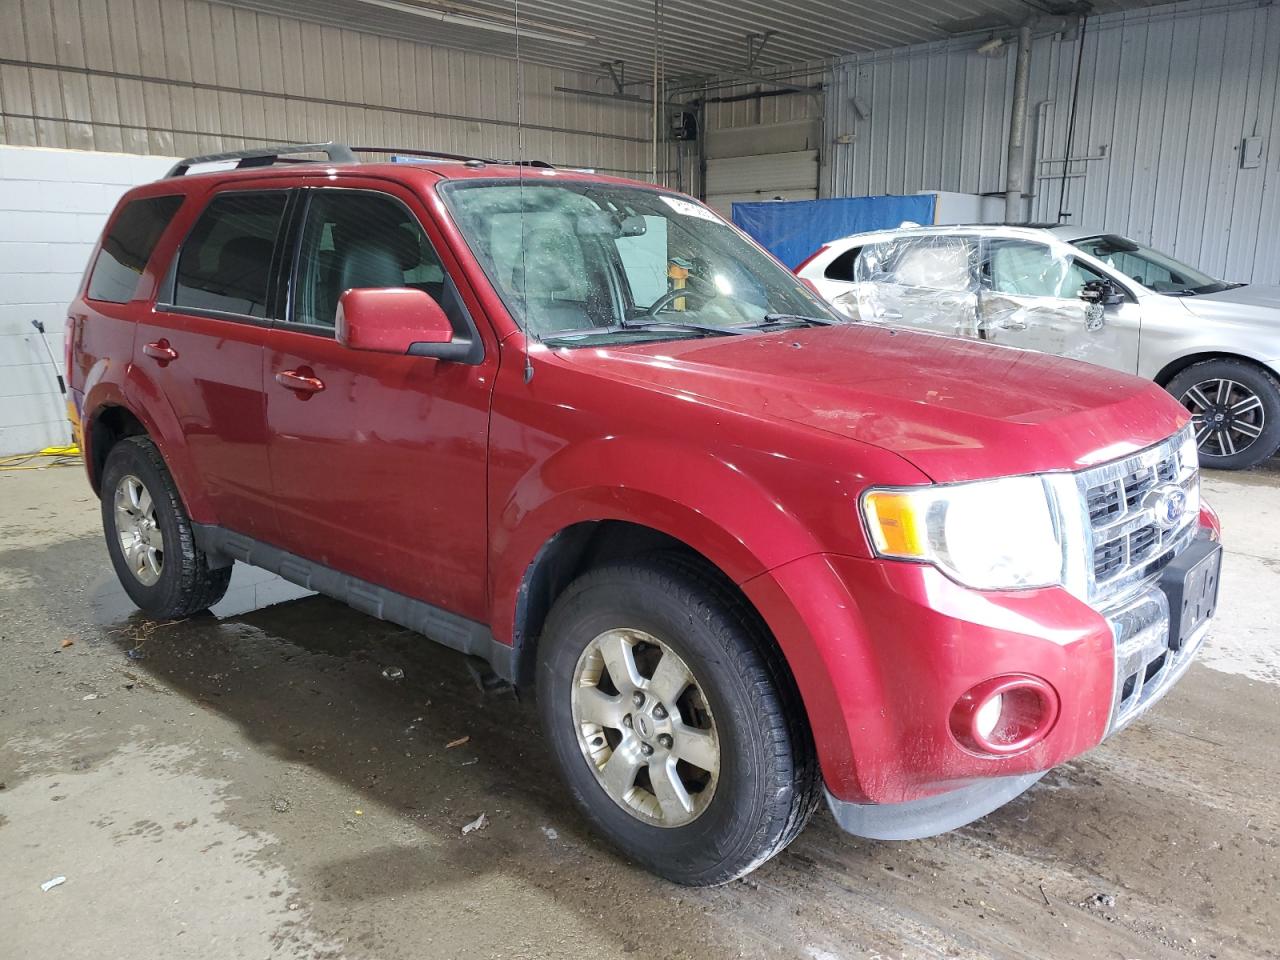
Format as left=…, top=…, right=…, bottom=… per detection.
left=440, top=180, right=840, bottom=343
left=1071, top=234, right=1227, bottom=295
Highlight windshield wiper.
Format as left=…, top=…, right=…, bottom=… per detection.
left=540, top=320, right=741, bottom=343
left=744, top=313, right=841, bottom=328
left=619, top=317, right=749, bottom=336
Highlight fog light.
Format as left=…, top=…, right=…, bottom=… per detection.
left=950, top=676, right=1059, bottom=756
left=974, top=694, right=1003, bottom=740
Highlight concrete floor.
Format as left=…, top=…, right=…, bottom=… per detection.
left=1, top=462, right=1277, bottom=960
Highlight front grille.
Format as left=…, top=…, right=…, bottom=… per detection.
left=1077, top=426, right=1199, bottom=604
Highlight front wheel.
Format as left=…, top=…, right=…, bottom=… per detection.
left=536, top=554, right=819, bottom=885
left=1167, top=358, right=1280, bottom=470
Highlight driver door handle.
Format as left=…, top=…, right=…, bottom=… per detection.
left=275, top=369, right=325, bottom=395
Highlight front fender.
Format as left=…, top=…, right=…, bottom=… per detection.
left=488, top=435, right=827, bottom=646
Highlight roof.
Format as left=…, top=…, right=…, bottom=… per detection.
left=829, top=222, right=1113, bottom=245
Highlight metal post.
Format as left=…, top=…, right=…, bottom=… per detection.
left=1005, top=24, right=1033, bottom=223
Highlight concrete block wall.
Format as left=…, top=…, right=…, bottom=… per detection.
left=0, top=145, right=173, bottom=456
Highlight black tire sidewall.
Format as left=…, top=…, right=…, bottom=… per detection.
left=1167, top=360, right=1280, bottom=470
left=101, top=438, right=194, bottom=616
left=537, top=563, right=784, bottom=884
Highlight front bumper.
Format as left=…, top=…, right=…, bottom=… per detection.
left=1102, top=534, right=1219, bottom=736
left=742, top=522, right=1219, bottom=837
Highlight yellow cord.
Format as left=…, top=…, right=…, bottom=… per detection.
left=0, top=444, right=83, bottom=471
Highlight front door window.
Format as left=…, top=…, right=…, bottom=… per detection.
left=292, top=190, right=468, bottom=333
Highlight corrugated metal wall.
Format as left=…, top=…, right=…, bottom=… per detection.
left=701, top=62, right=827, bottom=132
left=0, top=0, right=655, bottom=176
left=667, top=62, right=827, bottom=199
left=824, top=0, right=1280, bottom=284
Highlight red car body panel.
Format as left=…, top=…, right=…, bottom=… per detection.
left=68, top=160, right=1212, bottom=810
left=743, top=554, right=1115, bottom=803
left=582, top=324, right=1191, bottom=481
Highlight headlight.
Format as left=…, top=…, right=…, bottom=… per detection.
left=1178, top=428, right=1199, bottom=476
left=861, top=476, right=1065, bottom=590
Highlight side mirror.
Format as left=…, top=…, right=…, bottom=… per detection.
left=336, top=287, right=474, bottom=361
left=1078, top=279, right=1124, bottom=307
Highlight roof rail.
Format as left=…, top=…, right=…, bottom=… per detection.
left=354, top=146, right=487, bottom=165
left=164, top=142, right=358, bottom=178
left=354, top=146, right=554, bottom=168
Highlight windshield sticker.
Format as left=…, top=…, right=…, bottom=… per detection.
left=660, top=195, right=721, bottom=223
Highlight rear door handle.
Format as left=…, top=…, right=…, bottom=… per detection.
left=274, top=369, right=325, bottom=395
left=142, top=339, right=178, bottom=363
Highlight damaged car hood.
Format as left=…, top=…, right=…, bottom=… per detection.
left=559, top=324, right=1189, bottom=483
left=1178, top=283, right=1280, bottom=316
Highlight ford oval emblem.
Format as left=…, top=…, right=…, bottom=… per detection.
left=1144, top=484, right=1187, bottom=529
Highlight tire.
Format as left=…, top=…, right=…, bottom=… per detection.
left=100, top=435, right=231, bottom=618
left=1166, top=358, right=1280, bottom=470
left=536, top=552, right=820, bottom=885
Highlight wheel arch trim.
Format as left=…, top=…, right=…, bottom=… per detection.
left=1151, top=349, right=1280, bottom=388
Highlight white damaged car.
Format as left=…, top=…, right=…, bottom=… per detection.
left=797, top=224, right=1280, bottom=470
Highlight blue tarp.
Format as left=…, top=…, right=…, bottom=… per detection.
left=732, top=195, right=937, bottom=269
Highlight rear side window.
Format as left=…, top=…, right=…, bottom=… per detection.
left=172, top=192, right=287, bottom=317
left=874, top=237, right=977, bottom=291
left=87, top=195, right=184, bottom=303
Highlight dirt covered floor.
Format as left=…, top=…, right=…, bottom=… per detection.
left=1, top=463, right=1277, bottom=960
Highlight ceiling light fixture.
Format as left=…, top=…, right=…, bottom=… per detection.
left=352, top=0, right=593, bottom=47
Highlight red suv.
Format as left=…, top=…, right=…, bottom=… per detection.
left=68, top=143, right=1222, bottom=885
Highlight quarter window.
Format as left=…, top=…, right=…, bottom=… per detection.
left=172, top=192, right=287, bottom=317
left=293, top=191, right=449, bottom=329
left=87, top=195, right=184, bottom=303
left=824, top=246, right=864, bottom=283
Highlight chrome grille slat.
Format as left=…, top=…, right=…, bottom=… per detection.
left=1077, top=426, right=1199, bottom=605
left=1077, top=425, right=1210, bottom=736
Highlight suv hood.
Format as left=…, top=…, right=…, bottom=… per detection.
left=557, top=324, right=1187, bottom=483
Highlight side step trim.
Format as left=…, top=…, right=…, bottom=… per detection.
left=192, top=524, right=515, bottom=681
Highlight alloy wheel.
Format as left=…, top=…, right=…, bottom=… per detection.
left=113, top=474, right=164, bottom=586
left=1180, top=378, right=1266, bottom=459
left=571, top=628, right=720, bottom=827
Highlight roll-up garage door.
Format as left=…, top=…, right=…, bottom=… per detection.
left=705, top=150, right=819, bottom=217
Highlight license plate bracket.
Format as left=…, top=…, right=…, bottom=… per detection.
left=1158, top=539, right=1222, bottom=650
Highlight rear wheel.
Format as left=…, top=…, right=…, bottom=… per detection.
left=1167, top=358, right=1280, bottom=470
left=536, top=553, right=819, bottom=885
left=101, top=436, right=231, bottom=618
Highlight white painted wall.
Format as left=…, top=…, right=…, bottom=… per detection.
left=0, top=145, right=174, bottom=456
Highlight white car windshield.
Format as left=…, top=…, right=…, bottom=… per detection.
left=1071, top=234, right=1229, bottom=295
left=441, top=180, right=841, bottom=344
